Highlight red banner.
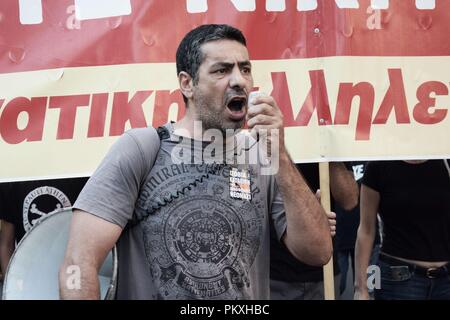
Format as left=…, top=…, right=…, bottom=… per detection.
left=1, top=0, right=449, bottom=181
left=2, top=0, right=450, bottom=74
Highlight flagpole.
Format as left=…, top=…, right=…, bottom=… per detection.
left=319, top=161, right=335, bottom=300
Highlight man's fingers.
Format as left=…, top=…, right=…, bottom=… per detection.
left=328, top=218, right=336, bottom=236
left=329, top=224, right=336, bottom=237
left=326, top=211, right=336, bottom=219
left=246, top=104, right=275, bottom=119
left=249, top=95, right=277, bottom=110
left=327, top=210, right=336, bottom=237
left=249, top=124, right=282, bottom=135
left=247, top=114, right=277, bottom=128
left=315, top=189, right=321, bottom=201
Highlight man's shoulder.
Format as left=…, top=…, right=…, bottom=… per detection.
left=124, top=126, right=158, bottom=138
left=122, top=127, right=161, bottom=149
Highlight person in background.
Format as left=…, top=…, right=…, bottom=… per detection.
left=270, top=162, right=359, bottom=300
left=334, top=161, right=381, bottom=298
left=354, top=160, right=450, bottom=300
left=0, top=178, right=88, bottom=276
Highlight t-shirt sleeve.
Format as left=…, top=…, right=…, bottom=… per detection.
left=361, top=161, right=381, bottom=192
left=269, top=179, right=286, bottom=241
left=74, top=128, right=159, bottom=228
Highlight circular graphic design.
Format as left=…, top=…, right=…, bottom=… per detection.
left=22, top=186, right=71, bottom=232
left=166, top=198, right=242, bottom=278
left=142, top=190, right=262, bottom=299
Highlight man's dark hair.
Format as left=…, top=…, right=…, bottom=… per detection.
left=176, top=24, right=247, bottom=103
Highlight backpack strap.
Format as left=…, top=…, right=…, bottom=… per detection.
left=129, top=126, right=162, bottom=190
left=126, top=126, right=166, bottom=227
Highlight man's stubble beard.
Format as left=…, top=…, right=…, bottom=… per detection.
left=194, top=91, right=244, bottom=132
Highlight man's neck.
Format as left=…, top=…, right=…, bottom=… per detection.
left=172, top=116, right=200, bottom=139
left=172, top=115, right=239, bottom=145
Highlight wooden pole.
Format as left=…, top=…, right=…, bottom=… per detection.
left=319, top=162, right=335, bottom=300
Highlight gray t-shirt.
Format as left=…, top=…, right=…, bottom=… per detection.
left=75, top=123, right=286, bottom=299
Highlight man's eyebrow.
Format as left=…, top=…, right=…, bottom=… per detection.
left=211, top=62, right=234, bottom=69
left=238, top=61, right=252, bottom=68
left=210, top=61, right=252, bottom=69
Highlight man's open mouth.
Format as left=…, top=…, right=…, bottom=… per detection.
left=227, top=97, right=247, bottom=117
left=226, top=96, right=247, bottom=120
left=227, top=97, right=246, bottom=111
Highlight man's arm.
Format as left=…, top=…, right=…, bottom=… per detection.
left=354, top=184, right=379, bottom=300
left=247, top=94, right=332, bottom=266
left=276, top=154, right=333, bottom=266
left=0, top=220, right=15, bottom=275
left=59, top=210, right=122, bottom=299
left=329, top=162, right=359, bottom=211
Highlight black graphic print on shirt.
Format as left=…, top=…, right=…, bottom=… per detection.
left=136, top=160, right=265, bottom=300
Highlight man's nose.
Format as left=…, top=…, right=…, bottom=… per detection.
left=229, top=67, right=247, bottom=89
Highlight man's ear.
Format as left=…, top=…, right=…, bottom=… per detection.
left=179, top=71, right=194, bottom=100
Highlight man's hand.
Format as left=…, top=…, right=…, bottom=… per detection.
left=315, top=189, right=336, bottom=237
left=327, top=211, right=336, bottom=237
left=246, top=93, right=284, bottom=158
